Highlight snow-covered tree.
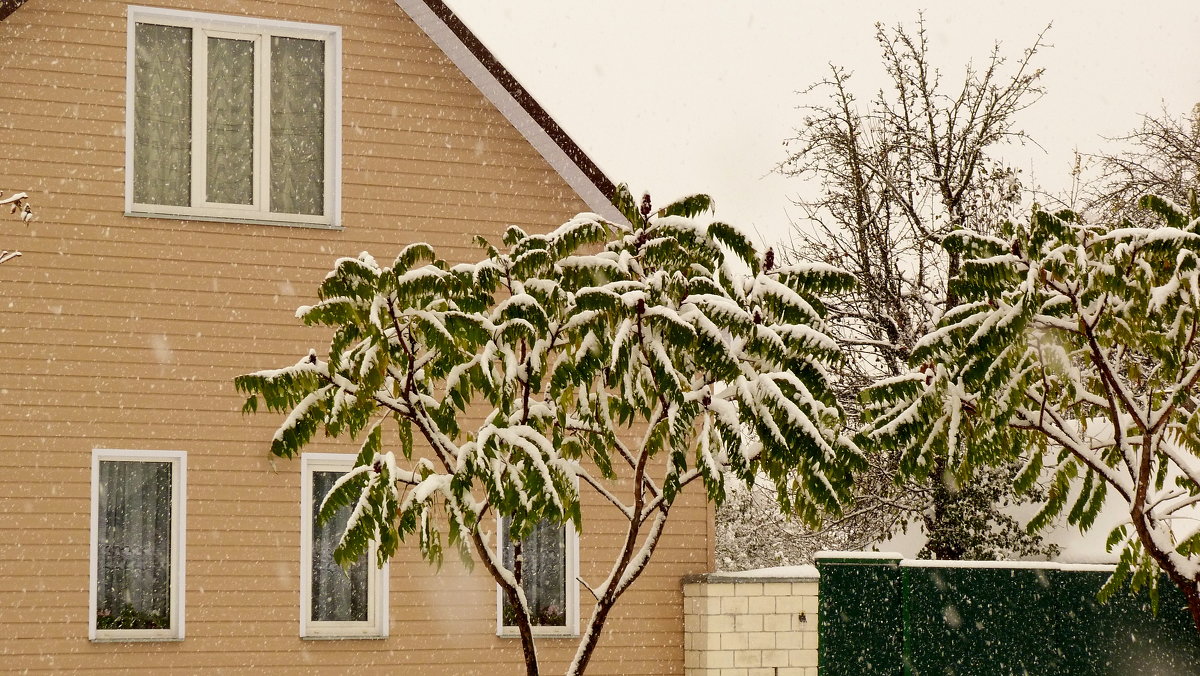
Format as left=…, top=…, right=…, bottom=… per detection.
left=0, top=191, right=33, bottom=265
left=860, top=195, right=1200, bottom=631
left=742, top=16, right=1055, bottom=566
left=235, top=187, right=861, bottom=675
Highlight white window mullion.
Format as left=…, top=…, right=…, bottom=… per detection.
left=89, top=449, right=187, bottom=642
left=299, top=454, right=315, bottom=637
left=255, top=31, right=268, bottom=213
left=190, top=30, right=207, bottom=211
left=170, top=452, right=187, bottom=638
left=127, top=6, right=340, bottom=228
left=495, top=516, right=579, bottom=638
left=324, top=37, right=337, bottom=223
left=300, top=453, right=388, bottom=639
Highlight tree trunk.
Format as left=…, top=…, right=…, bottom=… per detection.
left=514, top=595, right=540, bottom=676
left=944, top=250, right=961, bottom=312
left=469, top=528, right=540, bottom=676
left=1185, top=583, right=1200, bottom=634
left=1131, top=512, right=1200, bottom=633
left=510, top=541, right=540, bottom=676
left=1129, top=441, right=1200, bottom=634
left=922, top=456, right=966, bottom=560
left=566, top=596, right=618, bottom=676
left=923, top=245, right=965, bottom=560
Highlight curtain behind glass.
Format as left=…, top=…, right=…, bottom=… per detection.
left=96, top=461, right=173, bottom=630
left=133, top=24, right=192, bottom=207
left=270, top=37, right=324, bottom=216
left=502, top=518, right=567, bottom=627
left=311, top=471, right=368, bottom=622
left=206, top=37, right=255, bottom=205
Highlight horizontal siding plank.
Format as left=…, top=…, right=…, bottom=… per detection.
left=0, top=0, right=702, bottom=672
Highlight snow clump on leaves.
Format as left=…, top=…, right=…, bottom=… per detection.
left=236, top=185, right=862, bottom=674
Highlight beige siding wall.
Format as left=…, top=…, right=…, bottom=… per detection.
left=683, top=575, right=819, bottom=676
left=0, top=0, right=711, bottom=672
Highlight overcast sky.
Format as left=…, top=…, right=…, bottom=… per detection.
left=444, top=1, right=1200, bottom=247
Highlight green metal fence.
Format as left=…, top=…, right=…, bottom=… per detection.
left=816, top=554, right=1200, bottom=675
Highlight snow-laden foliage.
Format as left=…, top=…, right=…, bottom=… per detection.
left=236, top=187, right=860, bottom=675
left=0, top=191, right=34, bottom=265
left=859, top=195, right=1200, bottom=631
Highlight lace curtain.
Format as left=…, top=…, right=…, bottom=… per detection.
left=502, top=518, right=567, bottom=627
left=206, top=37, right=254, bottom=205
left=133, top=23, right=192, bottom=207
left=271, top=36, right=324, bottom=216
left=133, top=25, right=324, bottom=216
left=96, top=461, right=173, bottom=630
left=311, top=471, right=368, bottom=622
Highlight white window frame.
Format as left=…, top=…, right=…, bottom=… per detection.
left=300, top=453, right=389, bottom=639
left=495, top=516, right=580, bottom=638
left=125, top=6, right=342, bottom=228
left=89, top=449, right=187, bottom=642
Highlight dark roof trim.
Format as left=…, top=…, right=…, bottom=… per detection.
left=416, top=0, right=617, bottom=204
left=0, top=0, right=26, bottom=22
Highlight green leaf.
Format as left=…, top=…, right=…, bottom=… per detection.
left=238, top=195, right=859, bottom=620
left=656, top=193, right=713, bottom=219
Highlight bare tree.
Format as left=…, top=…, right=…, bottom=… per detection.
left=717, top=459, right=920, bottom=568
left=1087, top=104, right=1200, bottom=221
left=723, top=16, right=1056, bottom=565
left=781, top=16, right=1046, bottom=359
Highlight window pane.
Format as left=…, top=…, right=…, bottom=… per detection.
left=206, top=37, right=255, bottom=205
left=133, top=24, right=192, bottom=207
left=311, top=471, right=368, bottom=622
left=270, top=37, right=324, bottom=216
left=96, top=461, right=173, bottom=630
left=502, top=519, right=567, bottom=627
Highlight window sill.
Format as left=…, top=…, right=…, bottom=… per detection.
left=497, top=629, right=579, bottom=639
left=125, top=210, right=343, bottom=231
left=300, top=634, right=389, bottom=641
left=90, top=636, right=184, bottom=643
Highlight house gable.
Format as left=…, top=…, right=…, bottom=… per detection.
left=395, top=0, right=622, bottom=223
left=0, top=1, right=707, bottom=674
left=0, top=0, right=622, bottom=222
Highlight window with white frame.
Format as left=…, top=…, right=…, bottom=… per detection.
left=300, top=454, right=388, bottom=638
left=126, top=6, right=340, bottom=227
left=497, top=517, right=579, bottom=636
left=90, top=449, right=186, bottom=641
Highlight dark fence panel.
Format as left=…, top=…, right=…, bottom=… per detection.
left=817, top=554, right=1200, bottom=675
left=816, top=553, right=904, bottom=676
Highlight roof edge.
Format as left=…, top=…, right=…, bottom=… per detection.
left=0, top=0, right=26, bottom=22
left=397, top=0, right=624, bottom=222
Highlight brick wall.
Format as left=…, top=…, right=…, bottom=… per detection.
left=683, top=568, right=820, bottom=676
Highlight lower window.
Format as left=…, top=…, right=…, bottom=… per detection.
left=89, top=449, right=186, bottom=641
left=300, top=454, right=388, bottom=638
left=497, top=517, right=579, bottom=637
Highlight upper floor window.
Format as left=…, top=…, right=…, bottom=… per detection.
left=300, top=454, right=388, bottom=638
left=497, top=517, right=579, bottom=637
left=89, top=449, right=186, bottom=641
left=126, top=7, right=341, bottom=228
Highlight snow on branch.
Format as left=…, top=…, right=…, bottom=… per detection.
left=237, top=185, right=860, bottom=674
left=0, top=191, right=33, bottom=266
left=859, top=197, right=1200, bottom=631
